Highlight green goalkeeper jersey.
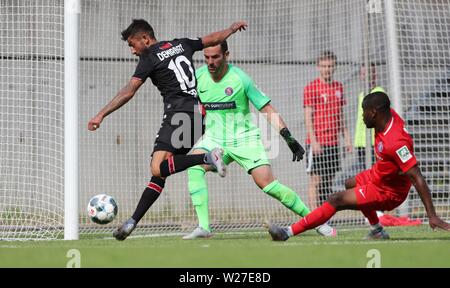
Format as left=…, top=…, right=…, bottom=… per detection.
left=196, top=64, right=271, bottom=145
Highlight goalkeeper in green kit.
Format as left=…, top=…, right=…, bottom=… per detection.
left=183, top=41, right=336, bottom=239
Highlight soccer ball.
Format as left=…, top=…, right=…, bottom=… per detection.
left=87, top=194, right=118, bottom=224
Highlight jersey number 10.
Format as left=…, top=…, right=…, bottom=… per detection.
left=168, top=55, right=196, bottom=91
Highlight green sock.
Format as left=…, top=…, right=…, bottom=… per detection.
left=262, top=180, right=310, bottom=217
left=187, top=165, right=210, bottom=232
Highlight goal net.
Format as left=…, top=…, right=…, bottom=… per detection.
left=1, top=0, right=449, bottom=240
left=0, top=0, right=64, bottom=240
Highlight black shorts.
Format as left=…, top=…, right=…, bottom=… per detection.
left=153, top=111, right=205, bottom=155
left=305, top=145, right=340, bottom=176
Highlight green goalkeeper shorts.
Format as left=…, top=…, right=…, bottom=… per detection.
left=193, top=136, right=270, bottom=173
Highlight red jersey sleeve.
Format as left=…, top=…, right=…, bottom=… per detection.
left=392, top=140, right=417, bottom=172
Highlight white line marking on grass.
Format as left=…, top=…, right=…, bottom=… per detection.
left=101, top=231, right=266, bottom=240
left=102, top=232, right=184, bottom=240
left=100, top=227, right=441, bottom=241
left=274, top=239, right=449, bottom=246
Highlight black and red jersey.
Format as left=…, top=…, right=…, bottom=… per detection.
left=132, top=38, right=204, bottom=113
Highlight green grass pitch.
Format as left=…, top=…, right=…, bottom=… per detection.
left=1, top=226, right=449, bottom=268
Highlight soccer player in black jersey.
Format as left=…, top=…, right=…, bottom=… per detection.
left=87, top=19, right=247, bottom=240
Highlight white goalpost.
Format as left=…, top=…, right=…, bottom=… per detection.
left=0, top=0, right=449, bottom=240
left=64, top=0, right=80, bottom=240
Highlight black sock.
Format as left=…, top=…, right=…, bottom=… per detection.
left=131, top=177, right=165, bottom=223
left=159, top=154, right=206, bottom=177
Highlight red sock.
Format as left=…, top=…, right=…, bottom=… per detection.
left=361, top=209, right=379, bottom=225
left=291, top=202, right=337, bottom=235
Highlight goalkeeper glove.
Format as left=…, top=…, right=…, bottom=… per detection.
left=280, top=128, right=305, bottom=161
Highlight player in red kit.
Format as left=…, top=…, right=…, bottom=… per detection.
left=268, top=91, right=450, bottom=241
left=304, top=51, right=352, bottom=210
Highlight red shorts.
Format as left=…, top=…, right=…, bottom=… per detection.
left=354, top=170, right=409, bottom=211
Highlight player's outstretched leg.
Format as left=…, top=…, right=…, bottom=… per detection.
left=266, top=223, right=338, bottom=241
left=267, top=201, right=338, bottom=241
left=158, top=148, right=226, bottom=177
left=113, top=218, right=137, bottom=241
left=260, top=179, right=337, bottom=237
left=158, top=149, right=226, bottom=178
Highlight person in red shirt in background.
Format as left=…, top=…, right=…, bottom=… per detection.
left=304, top=51, right=352, bottom=210
left=268, top=91, right=450, bottom=241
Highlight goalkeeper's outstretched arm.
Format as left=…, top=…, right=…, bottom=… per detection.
left=260, top=103, right=305, bottom=161
left=259, top=103, right=287, bottom=131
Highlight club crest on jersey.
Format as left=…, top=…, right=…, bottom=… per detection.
left=225, top=87, right=234, bottom=96
left=159, top=42, right=173, bottom=50
left=396, top=145, right=413, bottom=163
left=377, top=142, right=384, bottom=152
left=335, top=90, right=342, bottom=98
